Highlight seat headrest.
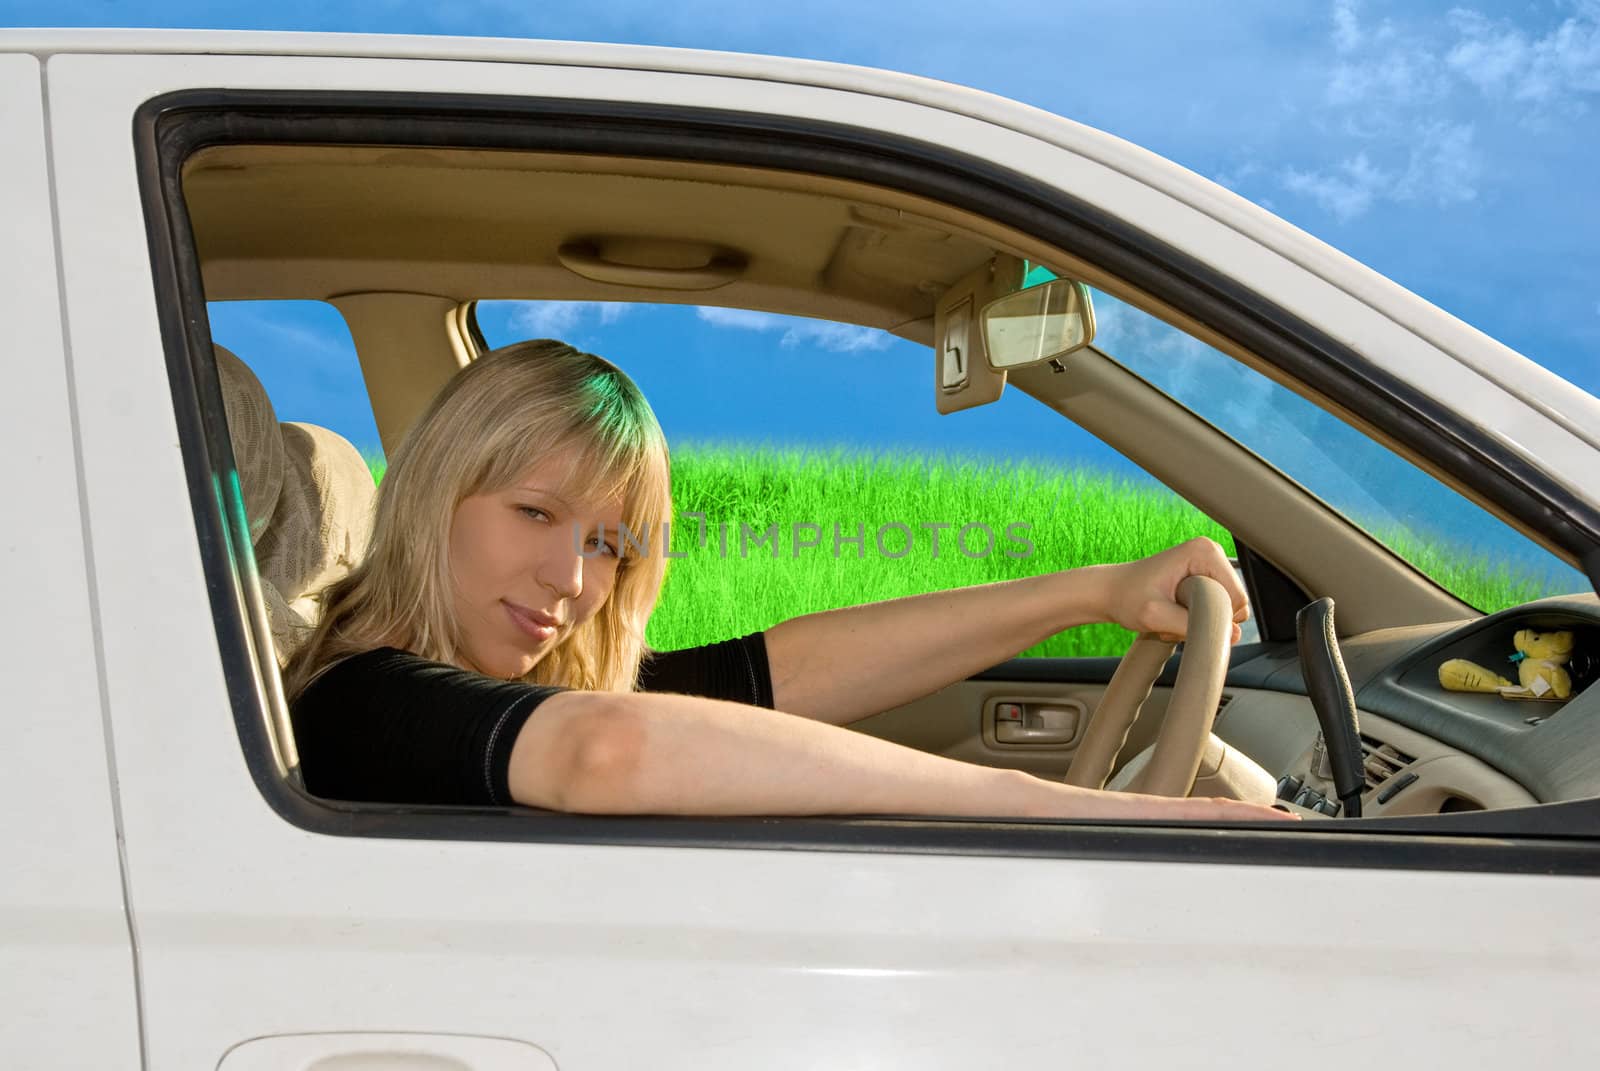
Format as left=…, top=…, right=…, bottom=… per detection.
left=215, top=344, right=286, bottom=544
left=214, top=345, right=376, bottom=662
left=256, top=422, right=377, bottom=624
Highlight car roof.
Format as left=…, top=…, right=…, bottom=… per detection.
left=8, top=26, right=1599, bottom=466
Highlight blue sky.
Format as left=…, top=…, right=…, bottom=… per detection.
left=8, top=1, right=1597, bottom=587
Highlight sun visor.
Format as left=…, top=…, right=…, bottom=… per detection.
left=933, top=254, right=1024, bottom=413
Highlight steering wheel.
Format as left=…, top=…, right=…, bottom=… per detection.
left=1062, top=574, right=1233, bottom=797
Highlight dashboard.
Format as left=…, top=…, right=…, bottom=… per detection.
left=1219, top=593, right=1600, bottom=816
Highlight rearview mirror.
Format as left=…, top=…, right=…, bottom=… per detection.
left=980, top=279, right=1096, bottom=369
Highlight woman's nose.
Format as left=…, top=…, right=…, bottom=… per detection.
left=536, top=541, right=585, bottom=601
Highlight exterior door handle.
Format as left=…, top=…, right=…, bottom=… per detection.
left=218, top=1033, right=559, bottom=1070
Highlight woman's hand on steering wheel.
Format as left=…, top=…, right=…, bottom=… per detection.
left=1100, top=537, right=1250, bottom=643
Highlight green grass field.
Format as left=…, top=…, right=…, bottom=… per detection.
left=1374, top=528, right=1564, bottom=617
left=648, top=445, right=1228, bottom=657
left=366, top=444, right=1572, bottom=657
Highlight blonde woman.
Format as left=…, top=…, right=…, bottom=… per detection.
left=286, top=339, right=1292, bottom=822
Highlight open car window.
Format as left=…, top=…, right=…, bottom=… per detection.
left=150, top=95, right=1600, bottom=854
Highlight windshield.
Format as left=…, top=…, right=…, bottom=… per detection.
left=1084, top=288, right=1590, bottom=612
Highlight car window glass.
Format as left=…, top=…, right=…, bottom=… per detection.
left=476, top=300, right=1237, bottom=657
left=206, top=300, right=385, bottom=478
left=1087, top=288, right=1590, bottom=611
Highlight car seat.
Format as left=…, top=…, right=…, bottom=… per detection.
left=215, top=344, right=377, bottom=663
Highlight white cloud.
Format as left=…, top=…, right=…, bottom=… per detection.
left=695, top=306, right=892, bottom=353
left=1323, top=2, right=1600, bottom=119
left=1328, top=1, right=1403, bottom=62
left=1397, top=121, right=1478, bottom=206
left=1210, top=160, right=1262, bottom=191
left=1327, top=49, right=1450, bottom=114
left=1444, top=11, right=1531, bottom=98
left=1273, top=3, right=1565, bottom=220
left=696, top=307, right=781, bottom=331
left=1282, top=153, right=1388, bottom=222
left=506, top=301, right=631, bottom=337
left=252, top=318, right=349, bottom=358
left=1279, top=120, right=1478, bottom=222
left=1446, top=6, right=1600, bottom=110
left=216, top=304, right=351, bottom=361
left=1324, top=1, right=1442, bottom=116
left=1332, top=0, right=1363, bottom=53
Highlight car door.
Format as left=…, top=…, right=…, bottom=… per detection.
left=0, top=49, right=142, bottom=1068
left=41, top=36, right=1600, bottom=1069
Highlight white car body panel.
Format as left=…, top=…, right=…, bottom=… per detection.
left=0, top=32, right=1593, bottom=1068
left=0, top=51, right=142, bottom=1069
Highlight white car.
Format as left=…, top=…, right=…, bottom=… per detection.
left=4, top=28, right=1598, bottom=1070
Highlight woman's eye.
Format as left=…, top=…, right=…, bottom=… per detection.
left=517, top=506, right=550, bottom=522
left=585, top=537, right=620, bottom=558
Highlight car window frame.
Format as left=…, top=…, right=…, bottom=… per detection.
left=134, top=86, right=1600, bottom=873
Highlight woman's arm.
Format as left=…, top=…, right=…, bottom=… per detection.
left=764, top=537, right=1248, bottom=724
left=507, top=687, right=1291, bottom=822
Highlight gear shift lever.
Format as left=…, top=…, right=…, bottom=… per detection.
left=1295, top=598, right=1365, bottom=818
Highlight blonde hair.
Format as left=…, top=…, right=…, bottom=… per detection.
left=283, top=339, right=672, bottom=699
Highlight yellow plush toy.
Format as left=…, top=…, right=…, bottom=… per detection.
left=1438, top=628, right=1574, bottom=700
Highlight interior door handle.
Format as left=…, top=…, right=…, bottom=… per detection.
left=991, top=699, right=1082, bottom=744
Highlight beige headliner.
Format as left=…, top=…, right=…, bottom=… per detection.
left=183, top=143, right=1473, bottom=632
left=187, top=145, right=1018, bottom=340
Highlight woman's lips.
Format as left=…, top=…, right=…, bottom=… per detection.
left=503, top=600, right=561, bottom=642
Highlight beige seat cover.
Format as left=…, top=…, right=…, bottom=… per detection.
left=257, top=422, right=377, bottom=625
left=214, top=344, right=376, bottom=662
left=215, top=344, right=286, bottom=543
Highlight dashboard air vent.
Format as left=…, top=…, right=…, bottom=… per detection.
left=1359, top=733, right=1417, bottom=794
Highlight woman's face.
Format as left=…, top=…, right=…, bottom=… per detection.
left=447, top=450, right=626, bottom=679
